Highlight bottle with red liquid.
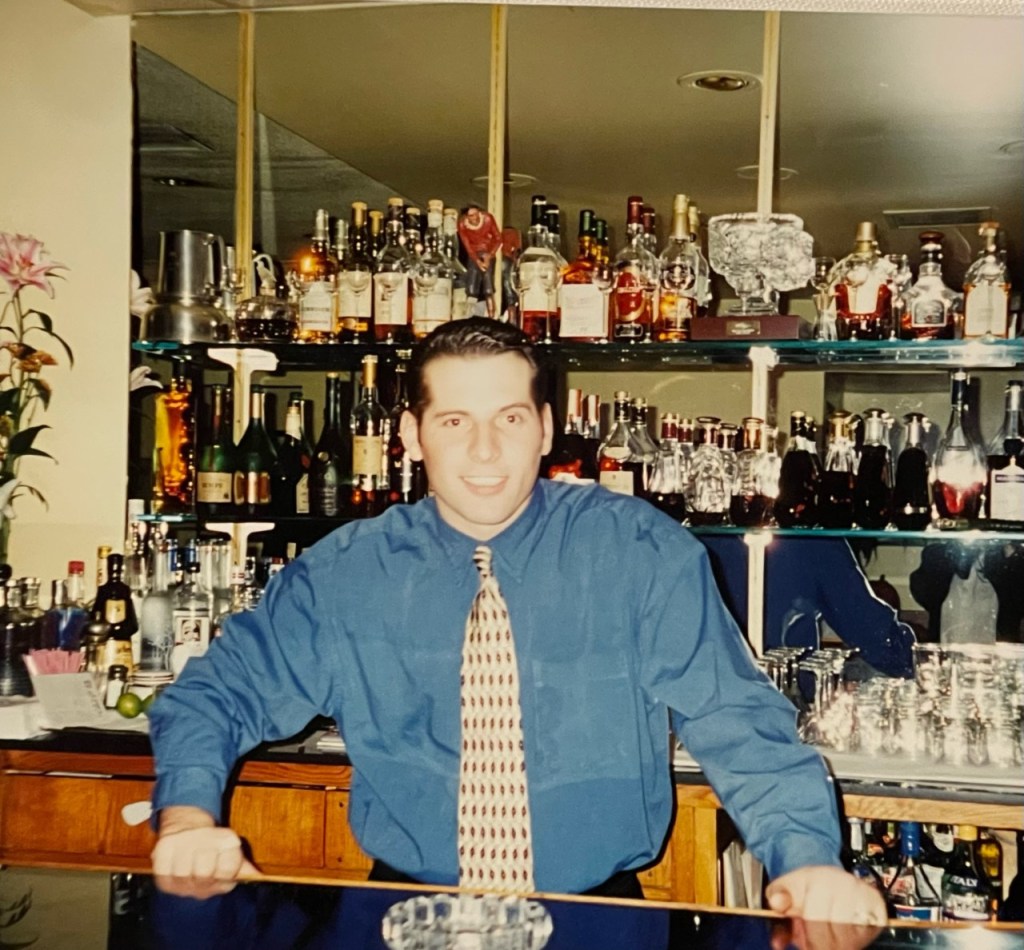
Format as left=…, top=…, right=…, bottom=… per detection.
left=819, top=411, right=857, bottom=529
left=932, top=370, right=986, bottom=521
left=775, top=411, right=821, bottom=528
left=646, top=413, right=687, bottom=521
left=597, top=391, right=645, bottom=496
left=729, top=416, right=771, bottom=527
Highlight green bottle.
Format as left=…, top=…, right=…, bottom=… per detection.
left=233, top=385, right=276, bottom=518
left=196, top=384, right=236, bottom=520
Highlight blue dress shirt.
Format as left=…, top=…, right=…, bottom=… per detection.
left=150, top=480, right=841, bottom=893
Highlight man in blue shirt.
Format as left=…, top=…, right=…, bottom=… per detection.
left=150, top=318, right=885, bottom=925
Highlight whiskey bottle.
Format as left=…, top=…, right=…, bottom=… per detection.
left=612, top=196, right=657, bottom=342
left=933, top=370, right=986, bottom=521
left=819, top=411, right=857, bottom=529
left=597, top=391, right=645, bottom=496
left=297, top=208, right=337, bottom=343
left=337, top=201, right=375, bottom=344
left=901, top=231, right=961, bottom=341
left=411, top=200, right=454, bottom=339
left=656, top=194, right=699, bottom=341
left=854, top=408, right=893, bottom=529
left=350, top=355, right=387, bottom=518
left=515, top=195, right=561, bottom=342
left=310, top=373, right=349, bottom=518
left=546, top=388, right=590, bottom=482
left=373, top=198, right=413, bottom=344
left=775, top=411, right=820, bottom=527
left=831, top=221, right=894, bottom=341
left=442, top=207, right=470, bottom=320
left=558, top=209, right=608, bottom=342
left=152, top=359, right=195, bottom=514
left=403, top=206, right=424, bottom=258
left=942, top=825, right=995, bottom=921
left=729, top=417, right=771, bottom=527
left=892, top=412, right=932, bottom=530
left=233, top=385, right=276, bottom=518
left=963, top=222, right=1012, bottom=339
left=986, top=380, right=1024, bottom=522
left=93, top=553, right=138, bottom=671
left=687, top=417, right=728, bottom=526
left=196, top=384, right=236, bottom=521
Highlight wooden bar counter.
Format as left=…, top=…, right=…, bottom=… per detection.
left=2, top=730, right=1021, bottom=904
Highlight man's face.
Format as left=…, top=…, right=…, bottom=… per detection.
left=400, top=353, right=552, bottom=541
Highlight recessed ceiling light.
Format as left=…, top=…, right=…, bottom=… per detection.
left=152, top=176, right=206, bottom=188
left=998, top=139, right=1024, bottom=155
left=472, top=172, right=537, bottom=189
left=736, top=164, right=797, bottom=181
left=677, top=70, right=759, bottom=93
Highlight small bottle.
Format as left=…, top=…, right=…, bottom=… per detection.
left=687, top=417, right=728, bottom=526
left=853, top=408, right=893, bottom=529
left=296, top=207, right=337, bottom=343
left=558, top=209, right=608, bottom=343
left=963, top=222, right=1012, bottom=339
left=104, top=664, right=128, bottom=709
left=93, top=554, right=138, bottom=672
left=310, top=373, right=349, bottom=518
left=900, top=231, right=961, bottom=341
left=233, top=385, right=277, bottom=518
left=597, top=391, right=645, bottom=496
left=819, top=411, right=857, bottom=529
left=373, top=197, right=414, bottom=344
left=515, top=195, right=561, bottom=343
left=196, top=384, right=236, bottom=521
left=892, top=413, right=932, bottom=530
left=139, top=540, right=173, bottom=672
left=170, top=561, right=211, bottom=679
left=942, top=824, right=995, bottom=921
left=656, top=194, right=699, bottom=341
left=986, top=380, right=1024, bottom=522
left=932, top=370, right=986, bottom=521
left=350, top=354, right=387, bottom=518
left=831, top=221, right=894, bottom=341
left=337, top=201, right=375, bottom=343
left=888, top=821, right=942, bottom=921
left=612, top=196, right=657, bottom=342
left=775, top=411, right=820, bottom=528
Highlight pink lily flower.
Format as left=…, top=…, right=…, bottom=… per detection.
left=0, top=232, right=67, bottom=297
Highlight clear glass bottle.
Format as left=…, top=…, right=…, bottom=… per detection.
left=373, top=197, right=414, bottom=344
left=889, top=821, right=943, bottom=921
left=442, top=207, right=470, bottom=320
left=893, top=412, right=932, bottom=530
left=819, top=411, right=858, bottom=529
left=515, top=195, right=561, bottom=343
left=296, top=207, right=337, bottom=343
left=544, top=203, right=567, bottom=270
left=933, top=370, right=986, bottom=521
left=170, top=561, right=211, bottom=679
left=831, top=221, right=895, bottom=341
left=234, top=385, right=277, bottom=518
left=900, top=231, right=961, bottom=341
left=775, top=411, right=821, bottom=527
left=854, top=408, right=893, bottom=529
left=729, top=416, right=771, bottom=527
left=630, top=397, right=660, bottom=491
left=42, top=562, right=89, bottom=652
left=612, top=195, right=657, bottom=342
left=350, top=354, right=387, bottom=518
left=411, top=200, right=454, bottom=339
left=196, top=383, right=236, bottom=520
left=942, top=824, right=995, bottom=921
left=656, top=194, right=700, bottom=341
left=986, top=380, right=1024, bottom=522
left=597, top=391, right=645, bottom=496
left=234, top=253, right=297, bottom=343
left=139, top=541, right=173, bottom=673
left=337, top=201, right=375, bottom=344
left=687, top=417, right=728, bottom=526
left=310, top=373, right=349, bottom=518
left=558, top=209, right=608, bottom=343
left=647, top=413, right=687, bottom=521
left=963, top=222, right=1011, bottom=339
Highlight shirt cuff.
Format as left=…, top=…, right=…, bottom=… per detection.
left=765, top=834, right=843, bottom=880
left=151, top=767, right=226, bottom=829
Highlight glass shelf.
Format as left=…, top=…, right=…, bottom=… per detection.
left=686, top=524, right=1024, bottom=543
left=133, top=337, right=1024, bottom=371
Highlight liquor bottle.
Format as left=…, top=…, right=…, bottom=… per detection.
left=612, top=196, right=657, bottom=342
left=963, top=222, right=1012, bottom=339
left=337, top=201, right=375, bottom=344
left=152, top=359, right=195, bottom=513
left=196, top=383, right=236, bottom=521
left=900, top=231, right=961, bottom=341
left=844, top=818, right=885, bottom=892
left=442, top=207, right=470, bottom=320
left=647, top=413, right=687, bottom=521
left=854, top=408, right=893, bottom=529
left=976, top=831, right=1003, bottom=904
left=18, top=578, right=44, bottom=651
left=630, top=397, right=660, bottom=491
left=170, top=561, right=211, bottom=679
left=775, top=411, right=821, bottom=527
left=374, top=197, right=414, bottom=343
left=403, top=206, right=424, bottom=258
left=234, top=385, right=276, bottom=518
left=819, top=411, right=857, bottom=529
left=687, top=204, right=712, bottom=316
left=729, top=417, right=770, bottom=527
left=411, top=200, right=454, bottom=339
left=41, top=563, right=88, bottom=652
left=888, top=821, right=942, bottom=921
left=597, top=391, right=645, bottom=496
left=546, top=388, right=591, bottom=482
left=385, top=359, right=422, bottom=506
left=139, top=540, right=173, bottom=672
left=594, top=218, right=610, bottom=267
left=93, top=553, right=138, bottom=671
left=687, top=417, right=728, bottom=526
left=515, top=195, right=561, bottom=342
left=641, top=205, right=658, bottom=258
left=0, top=583, right=32, bottom=697
left=310, top=373, right=349, bottom=518
left=986, top=380, right=1024, bottom=522
left=350, top=354, right=387, bottom=517
left=368, top=208, right=384, bottom=254
left=582, top=393, right=602, bottom=480
left=297, top=208, right=337, bottom=343
left=558, top=209, right=608, bottom=343
left=234, top=254, right=297, bottom=343
left=831, top=222, right=895, bottom=341
left=718, top=423, right=739, bottom=491
left=942, top=825, right=995, bottom=921
left=271, top=398, right=310, bottom=517
left=932, top=370, right=986, bottom=521
left=892, top=412, right=932, bottom=530
left=656, top=194, right=699, bottom=341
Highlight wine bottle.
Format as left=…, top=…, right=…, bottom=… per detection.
left=932, top=370, right=985, bottom=521
left=892, top=413, right=931, bottom=530
left=350, top=355, right=387, bottom=517
left=310, top=373, right=349, bottom=518
left=385, top=358, right=424, bottom=506
left=196, top=383, right=236, bottom=520
left=775, top=411, right=820, bottom=527
left=337, top=201, right=375, bottom=343
left=296, top=207, right=337, bottom=343
left=271, top=397, right=310, bottom=517
left=942, top=824, right=995, bottom=921
left=233, top=385, right=277, bottom=518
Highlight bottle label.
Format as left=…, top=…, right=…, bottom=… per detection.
left=964, top=283, right=1010, bottom=338
left=452, top=286, right=470, bottom=320
left=520, top=261, right=556, bottom=315
left=989, top=459, right=1024, bottom=520
left=300, top=280, right=335, bottom=331
left=353, top=435, right=384, bottom=477
left=412, top=278, right=453, bottom=336
left=599, top=469, right=634, bottom=495
left=105, top=599, right=127, bottom=625
left=338, top=271, right=373, bottom=322
left=847, top=270, right=884, bottom=315
left=910, top=298, right=947, bottom=328
left=894, top=904, right=941, bottom=922
left=374, top=274, right=409, bottom=326
left=296, top=473, right=310, bottom=515
left=613, top=267, right=646, bottom=331
left=558, top=284, right=606, bottom=338
left=234, top=471, right=271, bottom=506
left=170, top=610, right=211, bottom=678
left=196, top=472, right=233, bottom=504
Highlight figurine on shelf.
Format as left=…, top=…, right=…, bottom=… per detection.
left=457, top=204, right=502, bottom=318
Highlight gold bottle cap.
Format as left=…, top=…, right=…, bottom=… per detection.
left=954, top=824, right=979, bottom=841
left=854, top=221, right=877, bottom=243
left=427, top=199, right=444, bottom=214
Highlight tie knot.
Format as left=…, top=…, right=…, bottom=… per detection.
left=472, top=545, right=493, bottom=579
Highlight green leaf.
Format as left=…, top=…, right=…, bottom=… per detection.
left=7, top=424, right=50, bottom=456
left=25, top=325, right=74, bottom=367
left=25, top=309, right=52, bottom=331
left=12, top=447, right=56, bottom=461
left=0, top=326, right=16, bottom=337
left=0, top=388, right=20, bottom=416
left=19, top=484, right=49, bottom=509
left=26, top=378, right=52, bottom=409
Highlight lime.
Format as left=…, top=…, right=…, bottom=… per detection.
left=116, top=692, right=143, bottom=719
left=142, top=692, right=157, bottom=715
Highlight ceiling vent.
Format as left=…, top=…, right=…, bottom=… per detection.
left=139, top=122, right=213, bottom=154
left=883, top=207, right=992, bottom=230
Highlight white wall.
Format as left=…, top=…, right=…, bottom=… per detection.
left=0, top=0, right=132, bottom=587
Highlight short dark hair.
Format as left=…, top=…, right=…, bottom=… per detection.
left=408, top=317, right=547, bottom=420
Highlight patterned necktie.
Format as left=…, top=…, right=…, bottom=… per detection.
left=457, top=544, right=535, bottom=893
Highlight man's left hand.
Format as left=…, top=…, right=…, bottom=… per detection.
left=766, top=866, right=887, bottom=926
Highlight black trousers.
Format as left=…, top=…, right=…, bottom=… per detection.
left=369, top=860, right=645, bottom=900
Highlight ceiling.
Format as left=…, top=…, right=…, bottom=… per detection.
left=128, top=2, right=1024, bottom=294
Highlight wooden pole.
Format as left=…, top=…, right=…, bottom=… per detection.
left=235, top=12, right=256, bottom=299
left=488, top=5, right=508, bottom=303
left=756, top=11, right=781, bottom=218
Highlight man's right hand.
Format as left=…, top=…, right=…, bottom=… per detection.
left=151, top=805, right=260, bottom=898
